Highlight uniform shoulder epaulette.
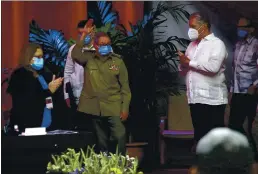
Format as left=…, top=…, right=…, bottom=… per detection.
left=111, top=53, right=122, bottom=59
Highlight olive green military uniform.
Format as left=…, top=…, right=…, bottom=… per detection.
left=71, top=40, right=131, bottom=154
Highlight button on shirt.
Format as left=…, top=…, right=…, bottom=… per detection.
left=230, top=37, right=258, bottom=93
left=180, top=33, right=228, bottom=105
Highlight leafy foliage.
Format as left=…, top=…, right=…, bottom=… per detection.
left=88, top=1, right=128, bottom=50
left=88, top=1, right=118, bottom=29
left=108, top=2, right=190, bottom=119
left=47, top=147, right=143, bottom=174
left=29, top=20, right=70, bottom=75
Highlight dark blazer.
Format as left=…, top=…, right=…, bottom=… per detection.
left=7, top=67, right=55, bottom=132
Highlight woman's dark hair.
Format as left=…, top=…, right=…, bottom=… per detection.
left=190, top=12, right=211, bottom=29
left=19, top=43, right=42, bottom=66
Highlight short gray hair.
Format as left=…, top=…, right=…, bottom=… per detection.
left=196, top=128, right=254, bottom=174
left=190, top=12, right=211, bottom=29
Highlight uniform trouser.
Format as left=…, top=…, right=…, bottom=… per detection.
left=75, top=111, right=94, bottom=132
left=190, top=104, right=226, bottom=143
left=229, top=93, right=258, bottom=161
left=93, top=116, right=126, bottom=155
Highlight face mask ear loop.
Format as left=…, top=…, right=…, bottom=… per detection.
left=197, top=24, right=205, bottom=38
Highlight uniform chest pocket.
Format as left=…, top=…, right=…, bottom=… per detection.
left=87, top=63, right=99, bottom=76
left=105, top=62, right=119, bottom=75
left=103, top=65, right=119, bottom=84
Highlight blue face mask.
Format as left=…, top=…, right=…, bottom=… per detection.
left=237, top=29, right=248, bottom=38
left=84, top=35, right=91, bottom=45
left=31, top=57, right=44, bottom=70
left=98, top=45, right=112, bottom=56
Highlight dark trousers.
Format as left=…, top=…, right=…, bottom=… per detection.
left=75, top=111, right=94, bottom=132
left=190, top=104, right=226, bottom=142
left=229, top=93, right=258, bottom=161
left=93, top=116, right=126, bottom=155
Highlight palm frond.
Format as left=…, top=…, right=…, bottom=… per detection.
left=167, top=3, right=191, bottom=23
left=114, top=1, right=191, bottom=99
left=29, top=20, right=70, bottom=69
left=98, top=1, right=117, bottom=24
left=89, top=1, right=118, bottom=29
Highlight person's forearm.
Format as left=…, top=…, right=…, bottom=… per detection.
left=64, top=48, right=75, bottom=99
left=189, top=41, right=227, bottom=75
left=71, top=40, right=93, bottom=64
left=189, top=59, right=223, bottom=75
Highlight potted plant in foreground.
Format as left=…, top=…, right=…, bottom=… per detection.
left=47, top=147, right=143, bottom=174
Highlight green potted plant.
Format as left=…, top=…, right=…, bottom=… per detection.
left=47, top=147, right=143, bottom=174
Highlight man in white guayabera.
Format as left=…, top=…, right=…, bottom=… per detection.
left=178, top=12, right=228, bottom=150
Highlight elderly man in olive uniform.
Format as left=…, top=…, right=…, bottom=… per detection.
left=71, top=26, right=131, bottom=155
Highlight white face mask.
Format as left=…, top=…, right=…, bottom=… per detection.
left=188, top=28, right=199, bottom=41
left=188, top=25, right=204, bottom=41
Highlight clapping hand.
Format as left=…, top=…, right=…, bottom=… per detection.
left=178, top=51, right=190, bottom=67
left=48, top=75, right=63, bottom=93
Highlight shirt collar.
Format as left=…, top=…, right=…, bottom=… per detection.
left=203, top=33, right=216, bottom=41
left=82, top=44, right=95, bottom=51
left=246, top=36, right=255, bottom=44
left=94, top=53, right=113, bottom=62
left=238, top=36, right=256, bottom=45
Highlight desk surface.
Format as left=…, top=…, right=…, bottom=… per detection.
left=2, top=131, right=95, bottom=174
left=2, top=131, right=94, bottom=149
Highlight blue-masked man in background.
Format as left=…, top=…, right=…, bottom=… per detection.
left=229, top=16, right=258, bottom=162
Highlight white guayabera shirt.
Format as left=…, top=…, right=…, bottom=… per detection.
left=180, top=33, right=228, bottom=105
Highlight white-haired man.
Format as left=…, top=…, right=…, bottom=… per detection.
left=189, top=128, right=256, bottom=174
